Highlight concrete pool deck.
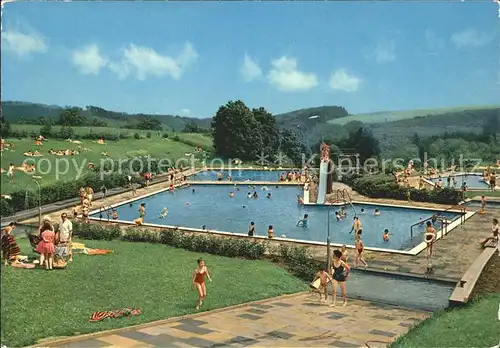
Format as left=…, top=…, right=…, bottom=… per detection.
left=40, top=292, right=428, bottom=348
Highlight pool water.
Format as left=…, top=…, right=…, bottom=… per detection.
left=96, top=185, right=463, bottom=251
left=344, top=271, right=453, bottom=310
left=428, top=174, right=489, bottom=189
left=191, top=170, right=287, bottom=182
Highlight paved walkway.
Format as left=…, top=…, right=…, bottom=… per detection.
left=49, top=293, right=427, bottom=348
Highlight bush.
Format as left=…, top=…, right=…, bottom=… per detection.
left=2, top=171, right=129, bottom=217
left=73, top=222, right=121, bottom=241
left=133, top=132, right=141, bottom=140
left=146, top=132, right=152, bottom=138
left=172, top=135, right=180, bottom=142
left=162, top=133, right=169, bottom=139
left=342, top=174, right=461, bottom=205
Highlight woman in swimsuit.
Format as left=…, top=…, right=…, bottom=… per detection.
left=340, top=245, right=348, bottom=262
left=248, top=222, right=255, bottom=237
left=355, top=231, right=368, bottom=268
left=424, top=221, right=437, bottom=267
left=192, top=258, right=212, bottom=310
left=330, top=249, right=350, bottom=307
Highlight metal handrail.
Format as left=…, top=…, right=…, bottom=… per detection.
left=335, top=189, right=357, bottom=217
left=409, top=204, right=466, bottom=239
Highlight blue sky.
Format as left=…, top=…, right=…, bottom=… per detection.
left=1, top=1, right=499, bottom=118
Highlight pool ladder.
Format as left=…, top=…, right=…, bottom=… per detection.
left=336, top=189, right=357, bottom=217
left=409, top=204, right=466, bottom=240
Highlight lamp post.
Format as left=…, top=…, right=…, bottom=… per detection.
left=32, top=178, right=42, bottom=227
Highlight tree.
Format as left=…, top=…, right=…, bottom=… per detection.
left=136, top=116, right=162, bottom=130
left=182, top=122, right=201, bottom=133
left=58, top=126, right=74, bottom=139
left=341, top=127, right=380, bottom=162
left=59, top=108, right=87, bottom=126
left=211, top=100, right=263, bottom=160
left=0, top=121, right=11, bottom=137
left=279, top=129, right=311, bottom=166
left=252, top=107, right=278, bottom=158
left=39, top=118, right=53, bottom=137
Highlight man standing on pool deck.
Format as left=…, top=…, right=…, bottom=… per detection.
left=424, top=221, right=437, bottom=273
left=481, top=196, right=487, bottom=214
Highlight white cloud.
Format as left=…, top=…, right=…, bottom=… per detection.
left=451, top=29, right=493, bottom=48
left=240, top=54, right=262, bottom=82
left=1, top=28, right=47, bottom=56
left=328, top=69, right=361, bottom=92
left=267, top=56, right=317, bottom=92
left=109, top=42, right=198, bottom=81
left=178, top=108, right=191, bottom=117
left=369, top=40, right=396, bottom=63
left=72, top=44, right=108, bottom=75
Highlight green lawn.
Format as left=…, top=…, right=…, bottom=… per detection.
left=1, top=132, right=212, bottom=194
left=390, top=293, right=500, bottom=348
left=465, top=190, right=500, bottom=199
left=1, top=239, right=307, bottom=347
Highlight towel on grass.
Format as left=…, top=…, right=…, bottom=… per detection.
left=89, top=308, right=142, bottom=322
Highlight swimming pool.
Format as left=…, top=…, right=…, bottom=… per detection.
left=93, top=185, right=463, bottom=251
left=428, top=174, right=489, bottom=189
left=191, top=170, right=289, bottom=182
left=345, top=271, right=454, bottom=310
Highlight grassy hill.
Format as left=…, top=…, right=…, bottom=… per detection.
left=327, top=105, right=500, bottom=125
left=1, top=101, right=211, bottom=131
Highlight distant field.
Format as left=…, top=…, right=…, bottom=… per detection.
left=10, top=124, right=147, bottom=137
left=0, top=130, right=213, bottom=194
left=327, top=105, right=500, bottom=125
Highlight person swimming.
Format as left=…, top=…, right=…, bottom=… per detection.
left=335, top=211, right=341, bottom=221
left=247, top=192, right=252, bottom=198
left=360, top=208, right=365, bottom=214
left=192, top=188, right=196, bottom=193
left=229, top=192, right=234, bottom=198
left=340, top=206, right=347, bottom=217
left=262, top=186, right=268, bottom=191
left=374, top=209, right=381, bottom=216
left=267, top=193, right=272, bottom=199
left=382, top=229, right=392, bottom=242
left=297, top=195, right=304, bottom=205
left=297, top=214, right=309, bottom=228
left=252, top=191, right=258, bottom=198
left=160, top=207, right=168, bottom=218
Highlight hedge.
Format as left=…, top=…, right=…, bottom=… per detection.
left=72, top=222, right=323, bottom=282
left=342, top=173, right=461, bottom=205
left=0, top=171, right=130, bottom=218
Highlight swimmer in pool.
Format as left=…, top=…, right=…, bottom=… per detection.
left=374, top=209, right=381, bottom=216
left=340, top=206, right=347, bottom=217
left=160, top=207, right=168, bottom=218
left=382, top=229, right=392, bottom=242
left=335, top=212, right=342, bottom=221
left=247, top=192, right=252, bottom=198
left=185, top=202, right=191, bottom=206
left=262, top=186, right=268, bottom=191
left=360, top=208, right=365, bottom=214
left=349, top=216, right=361, bottom=235
left=229, top=192, right=234, bottom=198
left=419, top=218, right=424, bottom=226
left=267, top=193, right=272, bottom=199
left=192, top=188, right=196, bottom=193
left=253, top=191, right=258, bottom=198
left=297, top=214, right=309, bottom=228
left=297, top=195, right=304, bottom=205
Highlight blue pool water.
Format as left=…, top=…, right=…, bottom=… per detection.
left=191, top=170, right=287, bottom=182
left=428, top=174, right=489, bottom=189
left=96, top=185, right=463, bottom=250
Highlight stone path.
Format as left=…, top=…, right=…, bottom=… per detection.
left=48, top=293, right=428, bottom=348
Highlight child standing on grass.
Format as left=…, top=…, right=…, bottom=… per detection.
left=192, top=258, right=212, bottom=310
left=36, top=221, right=56, bottom=270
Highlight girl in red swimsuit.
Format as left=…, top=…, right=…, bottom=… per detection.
left=192, top=258, right=212, bottom=310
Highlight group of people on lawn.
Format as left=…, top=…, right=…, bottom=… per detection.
left=1, top=213, right=73, bottom=269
